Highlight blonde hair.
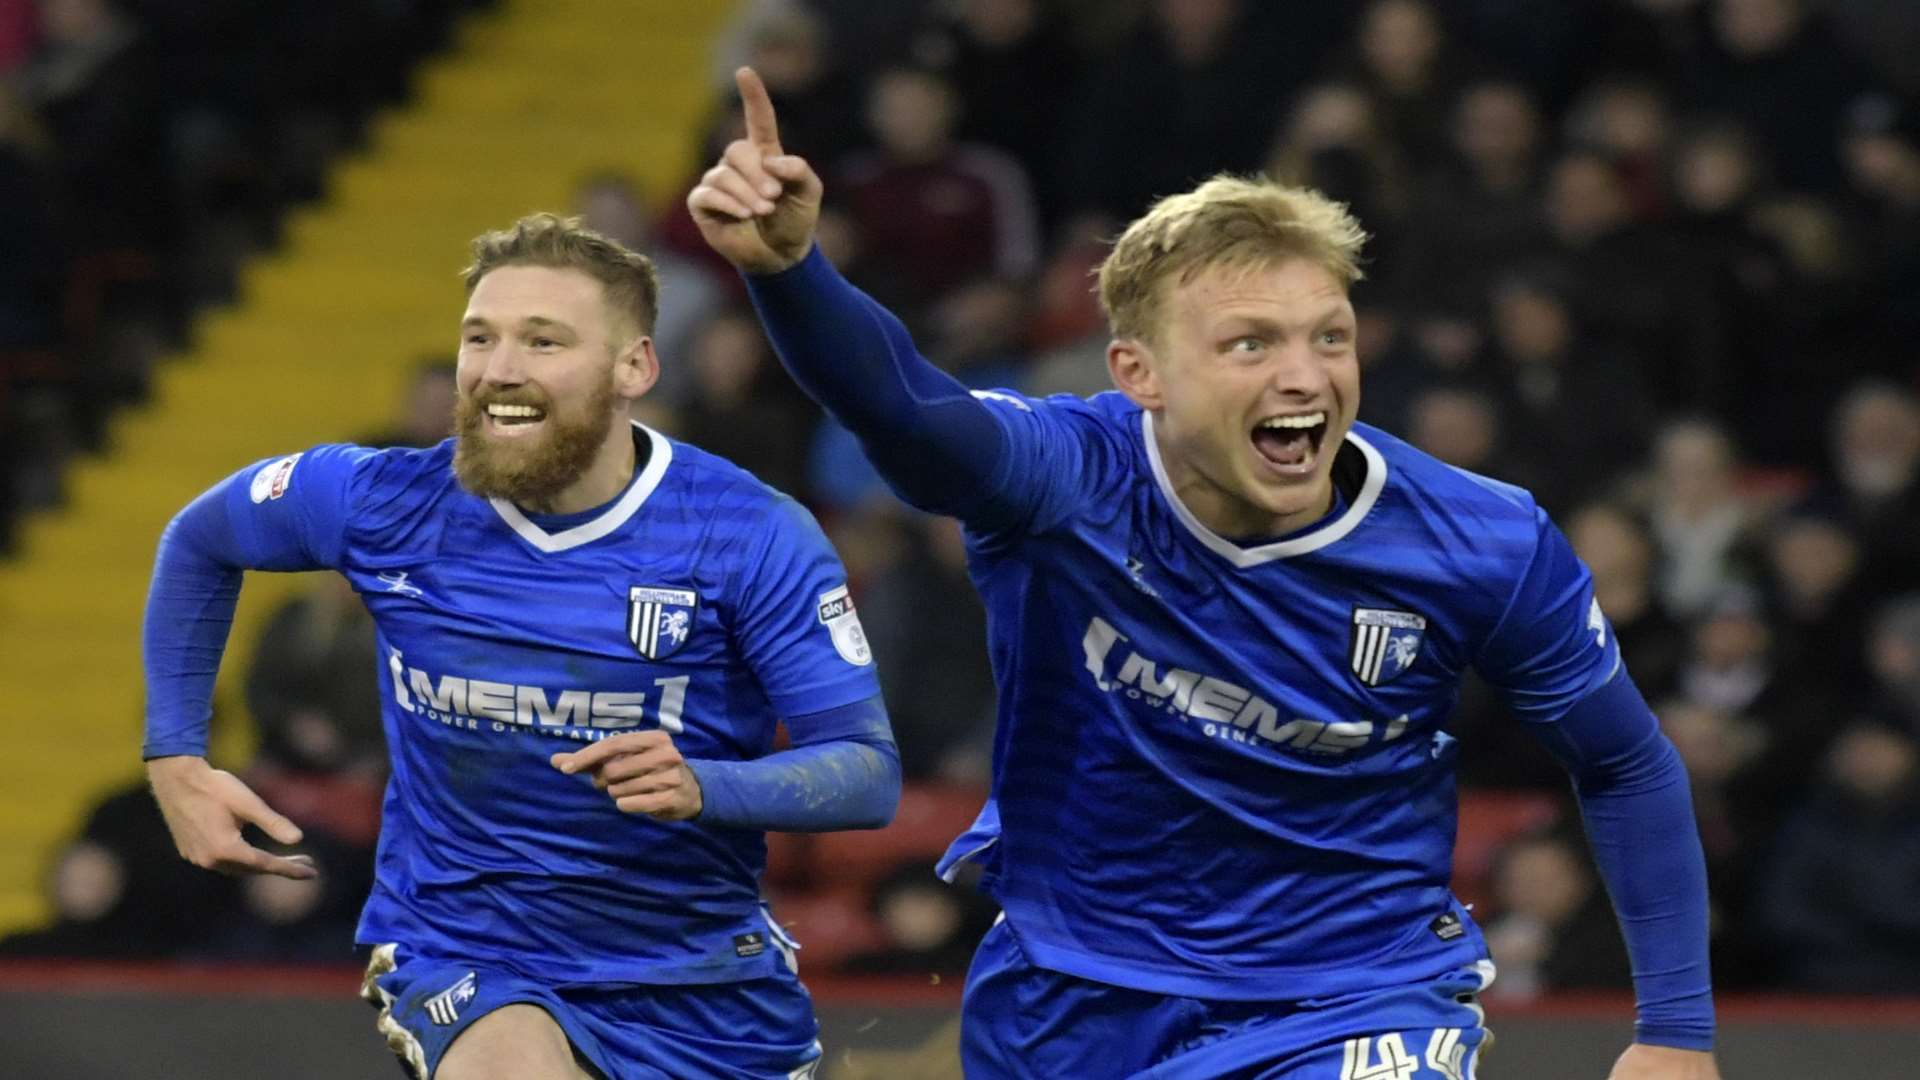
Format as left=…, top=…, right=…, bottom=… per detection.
left=463, top=213, right=659, bottom=337
left=1097, top=175, right=1368, bottom=343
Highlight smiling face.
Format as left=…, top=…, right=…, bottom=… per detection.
left=1112, top=258, right=1360, bottom=539
left=453, top=264, right=654, bottom=510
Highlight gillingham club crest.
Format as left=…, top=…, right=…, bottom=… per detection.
left=628, top=586, right=699, bottom=659
left=1350, top=607, right=1427, bottom=687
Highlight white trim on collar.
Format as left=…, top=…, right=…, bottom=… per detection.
left=1140, top=411, right=1385, bottom=567
left=489, top=422, right=671, bottom=553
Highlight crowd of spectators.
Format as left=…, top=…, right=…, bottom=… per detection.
left=6, top=0, right=1920, bottom=996
left=0, top=0, right=493, bottom=553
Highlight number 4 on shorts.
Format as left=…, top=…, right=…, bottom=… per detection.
left=1341, top=1033, right=1417, bottom=1080
left=1340, top=1029, right=1467, bottom=1080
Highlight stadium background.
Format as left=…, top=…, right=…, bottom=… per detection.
left=1, top=0, right=1918, bottom=1075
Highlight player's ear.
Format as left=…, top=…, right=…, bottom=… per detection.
left=614, top=333, right=660, bottom=401
left=1108, top=337, right=1163, bottom=411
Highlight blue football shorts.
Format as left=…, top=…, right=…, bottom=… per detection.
left=360, top=937, right=823, bottom=1080
left=960, top=919, right=1494, bottom=1079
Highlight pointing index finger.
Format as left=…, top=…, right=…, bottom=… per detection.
left=736, top=66, right=783, bottom=153
left=552, top=730, right=667, bottom=774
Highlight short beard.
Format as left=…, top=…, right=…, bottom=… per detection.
left=452, top=374, right=618, bottom=509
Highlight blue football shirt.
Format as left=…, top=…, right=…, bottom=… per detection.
left=155, top=424, right=880, bottom=985
left=936, top=391, right=1620, bottom=1001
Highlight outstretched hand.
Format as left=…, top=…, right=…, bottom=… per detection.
left=552, top=730, right=704, bottom=822
left=147, top=755, right=317, bottom=879
left=687, top=66, right=824, bottom=275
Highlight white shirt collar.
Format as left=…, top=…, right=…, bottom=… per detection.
left=489, top=421, right=671, bottom=553
left=1140, top=411, right=1385, bottom=567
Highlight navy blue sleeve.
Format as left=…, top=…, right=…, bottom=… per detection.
left=141, top=446, right=373, bottom=760
left=1530, top=671, right=1716, bottom=1051
left=744, top=247, right=1033, bottom=528
left=687, top=693, right=901, bottom=832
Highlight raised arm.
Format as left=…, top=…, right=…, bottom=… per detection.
left=688, top=68, right=1011, bottom=520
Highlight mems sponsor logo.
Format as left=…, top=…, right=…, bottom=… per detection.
left=386, top=648, right=690, bottom=740
left=1081, top=616, right=1408, bottom=756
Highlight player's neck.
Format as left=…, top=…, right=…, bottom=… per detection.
left=1165, top=458, right=1335, bottom=543
left=532, top=419, right=638, bottom=516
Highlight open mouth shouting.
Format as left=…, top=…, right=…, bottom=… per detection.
left=1250, top=410, right=1330, bottom=478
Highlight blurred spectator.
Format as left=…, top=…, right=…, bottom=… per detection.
left=1563, top=77, right=1674, bottom=219
left=1819, top=382, right=1920, bottom=595
left=835, top=66, right=1040, bottom=317
left=242, top=574, right=386, bottom=870
left=1485, top=264, right=1652, bottom=512
left=1394, top=78, right=1548, bottom=319
left=1404, top=386, right=1539, bottom=495
left=1755, top=721, right=1920, bottom=992
left=573, top=172, right=727, bottom=400
left=1680, top=0, right=1877, bottom=195
left=839, top=859, right=1000, bottom=976
left=1646, top=419, right=1756, bottom=618
left=1264, top=81, right=1410, bottom=272
left=245, top=574, right=385, bottom=781
left=1763, top=509, right=1871, bottom=697
left=1482, top=831, right=1631, bottom=998
left=1568, top=503, right=1686, bottom=700
left=672, top=308, right=814, bottom=497
left=922, top=276, right=1032, bottom=383
left=1838, top=93, right=1920, bottom=364
left=1865, top=596, right=1920, bottom=737
left=1665, top=122, right=1813, bottom=463
left=9, top=0, right=164, bottom=253
left=1343, top=0, right=1463, bottom=175
left=1447, top=0, right=1660, bottom=111
left=909, top=0, right=1078, bottom=229
left=0, top=784, right=236, bottom=958
left=1545, top=146, right=1729, bottom=415
left=360, top=359, right=457, bottom=450
left=860, top=514, right=997, bottom=781
left=1677, top=586, right=1776, bottom=716
left=712, top=3, right=862, bottom=165
left=1062, top=0, right=1325, bottom=221
left=1673, top=585, right=1844, bottom=816
left=1025, top=212, right=1120, bottom=399
left=196, top=832, right=371, bottom=963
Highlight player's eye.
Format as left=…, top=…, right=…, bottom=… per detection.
left=464, top=333, right=491, bottom=346
left=1229, top=337, right=1264, bottom=354
left=1319, top=328, right=1352, bottom=347
left=531, top=337, right=559, bottom=349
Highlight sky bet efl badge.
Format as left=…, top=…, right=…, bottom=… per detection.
left=1350, top=607, right=1426, bottom=687
left=629, top=586, right=698, bottom=660
left=817, top=585, right=872, bottom=666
